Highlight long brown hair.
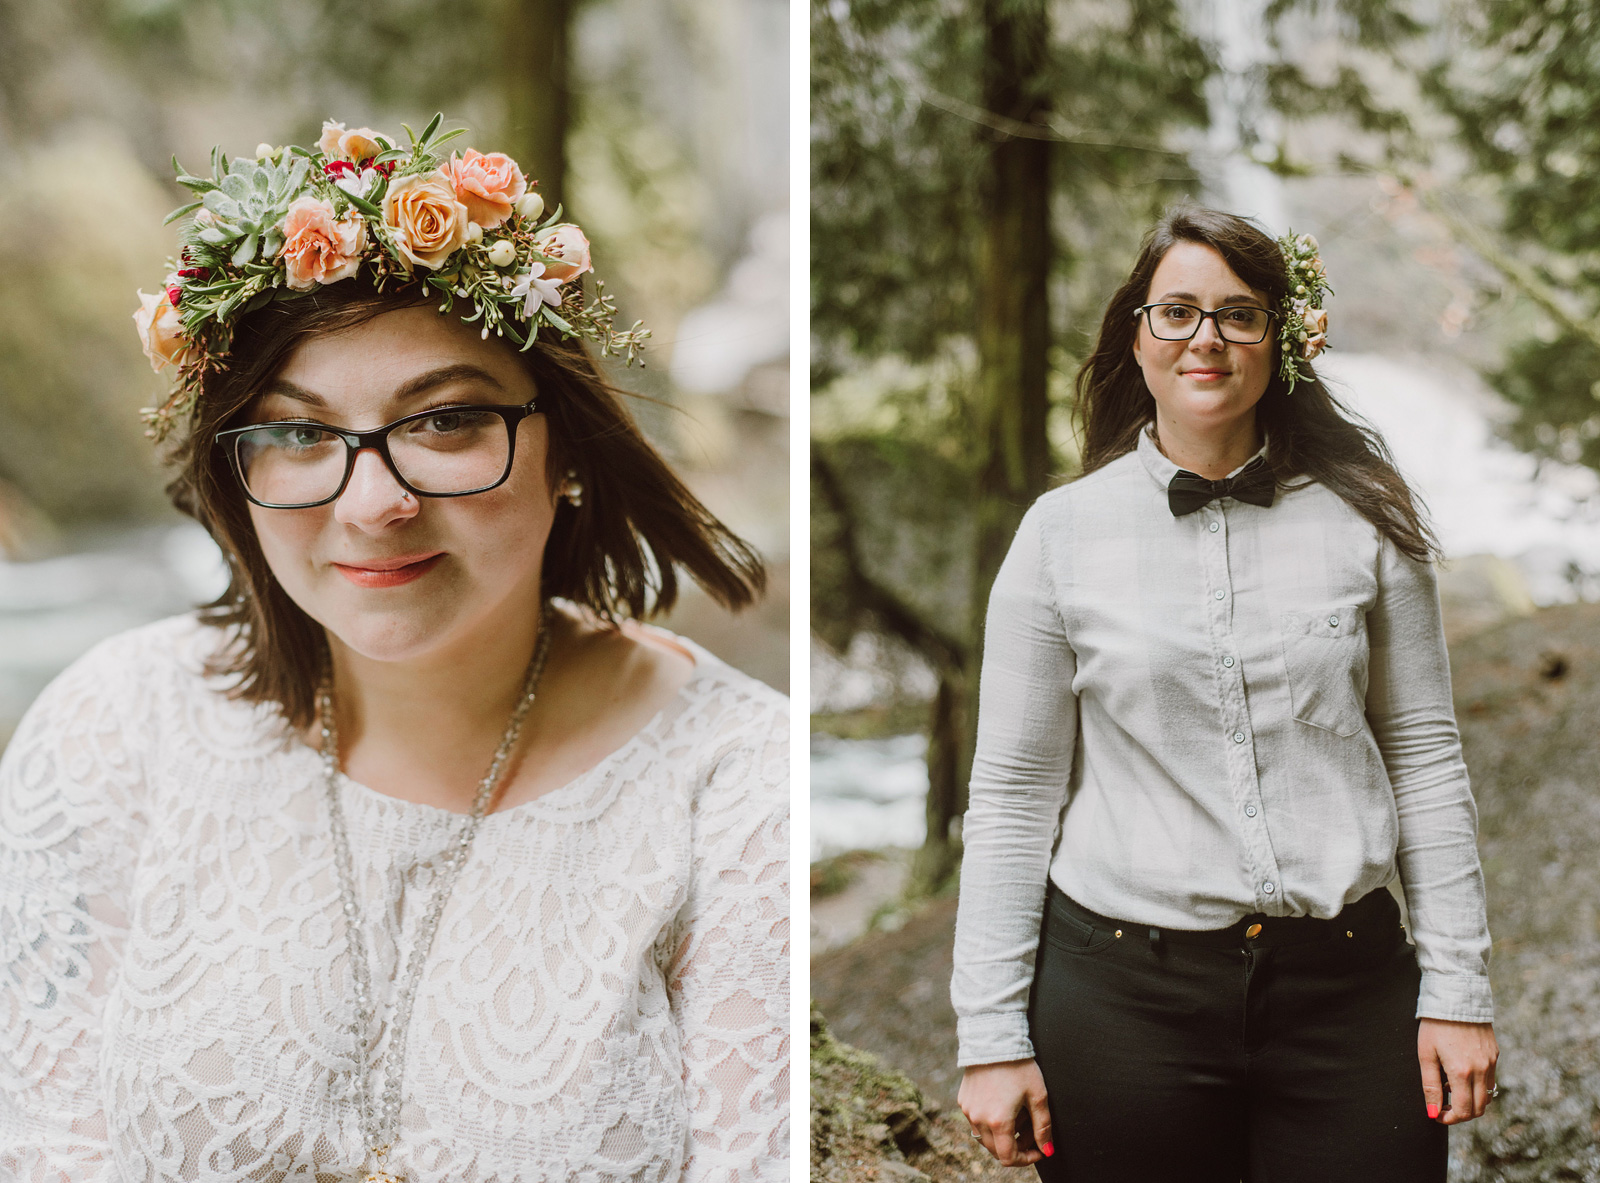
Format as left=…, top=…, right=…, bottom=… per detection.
left=1074, top=204, right=1438, bottom=561
left=166, top=283, right=766, bottom=729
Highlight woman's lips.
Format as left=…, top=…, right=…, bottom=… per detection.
left=332, top=553, right=444, bottom=588
left=1183, top=368, right=1230, bottom=380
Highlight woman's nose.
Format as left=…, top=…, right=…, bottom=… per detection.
left=1191, top=314, right=1226, bottom=349
left=333, top=447, right=420, bottom=530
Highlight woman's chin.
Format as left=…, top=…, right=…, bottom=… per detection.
left=321, top=613, right=461, bottom=666
left=1165, top=387, right=1264, bottom=430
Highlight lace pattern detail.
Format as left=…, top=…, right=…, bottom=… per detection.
left=0, top=615, right=789, bottom=1182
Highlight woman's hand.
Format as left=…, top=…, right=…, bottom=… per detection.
left=957, top=1058, right=1054, bottom=1166
left=1418, top=1018, right=1498, bottom=1124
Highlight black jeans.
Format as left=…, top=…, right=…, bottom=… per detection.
left=1028, top=884, right=1446, bottom=1183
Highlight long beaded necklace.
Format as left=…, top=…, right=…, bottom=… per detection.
left=318, top=603, right=553, bottom=1183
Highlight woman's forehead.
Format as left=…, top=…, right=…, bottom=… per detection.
left=265, top=307, right=535, bottom=415
left=1146, top=241, right=1268, bottom=306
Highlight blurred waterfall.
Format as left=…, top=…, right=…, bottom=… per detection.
left=0, top=525, right=227, bottom=746
left=1195, top=0, right=1288, bottom=233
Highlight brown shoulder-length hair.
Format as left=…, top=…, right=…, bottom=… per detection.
left=167, top=282, right=766, bottom=729
left=1074, top=204, right=1438, bottom=562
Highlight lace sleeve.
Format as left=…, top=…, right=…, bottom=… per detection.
left=666, top=692, right=790, bottom=1182
left=0, top=638, right=150, bottom=1182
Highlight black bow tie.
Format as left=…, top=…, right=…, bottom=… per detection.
left=1167, top=456, right=1276, bottom=517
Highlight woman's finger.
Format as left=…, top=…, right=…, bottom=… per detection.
left=1027, top=1089, right=1055, bottom=1160
left=990, top=1117, right=1019, bottom=1165
left=1417, top=1043, right=1445, bottom=1121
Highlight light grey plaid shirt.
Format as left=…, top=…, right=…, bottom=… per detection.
left=952, top=428, right=1493, bottom=1068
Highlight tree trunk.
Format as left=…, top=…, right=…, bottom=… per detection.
left=915, top=0, right=1053, bottom=892
left=501, top=0, right=573, bottom=209
left=911, top=668, right=965, bottom=894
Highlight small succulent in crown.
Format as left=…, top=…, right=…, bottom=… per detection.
left=133, top=113, right=649, bottom=441
left=1276, top=230, right=1332, bottom=394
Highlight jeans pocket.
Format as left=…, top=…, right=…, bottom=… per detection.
left=1280, top=607, right=1369, bottom=737
left=1040, top=892, right=1120, bottom=955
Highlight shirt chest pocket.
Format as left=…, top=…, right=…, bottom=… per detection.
left=1279, top=607, right=1369, bottom=737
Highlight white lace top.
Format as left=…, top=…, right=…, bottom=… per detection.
left=0, top=614, right=790, bottom=1183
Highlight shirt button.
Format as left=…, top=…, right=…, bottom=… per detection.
left=1245, top=805, right=1258, bottom=817
left=1232, top=731, right=1245, bottom=743
left=1214, top=589, right=1225, bottom=600
left=1328, top=615, right=1339, bottom=627
left=1209, top=521, right=1219, bottom=533
left=1262, top=881, right=1275, bottom=894
left=1223, top=656, right=1235, bottom=668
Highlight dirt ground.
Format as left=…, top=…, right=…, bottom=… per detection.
left=812, top=601, right=1600, bottom=1181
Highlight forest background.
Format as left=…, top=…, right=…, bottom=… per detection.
left=0, top=0, right=790, bottom=752
left=811, top=1, right=1600, bottom=1178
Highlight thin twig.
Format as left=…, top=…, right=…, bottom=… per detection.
left=911, top=85, right=1184, bottom=155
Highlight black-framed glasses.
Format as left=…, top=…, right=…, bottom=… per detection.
left=1135, top=303, right=1278, bottom=344
left=216, top=400, right=539, bottom=509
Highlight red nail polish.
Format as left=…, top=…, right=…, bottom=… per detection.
left=1426, top=1103, right=1439, bottom=1120
left=1041, top=1142, right=1054, bottom=1157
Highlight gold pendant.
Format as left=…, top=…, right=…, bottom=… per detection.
left=363, top=1150, right=403, bottom=1183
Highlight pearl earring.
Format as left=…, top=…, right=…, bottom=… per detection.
left=561, top=470, right=584, bottom=508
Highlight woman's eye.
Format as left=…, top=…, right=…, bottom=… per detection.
left=1159, top=305, right=1195, bottom=321
left=263, top=426, right=327, bottom=449
left=421, top=412, right=465, bottom=433
left=1223, top=308, right=1260, bottom=324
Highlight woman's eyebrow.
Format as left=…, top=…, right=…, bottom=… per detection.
left=1154, top=290, right=1266, bottom=307
left=390, top=363, right=508, bottom=402
left=261, top=364, right=509, bottom=408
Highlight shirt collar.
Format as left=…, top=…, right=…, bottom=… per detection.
left=1134, top=423, right=1269, bottom=490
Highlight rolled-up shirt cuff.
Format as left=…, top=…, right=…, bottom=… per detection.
left=1416, top=971, right=1494, bottom=1024
left=956, top=1013, right=1035, bottom=1068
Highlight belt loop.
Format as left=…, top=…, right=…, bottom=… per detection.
left=1148, top=926, right=1163, bottom=955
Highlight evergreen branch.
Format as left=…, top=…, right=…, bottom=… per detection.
left=812, top=447, right=969, bottom=671
left=1390, top=173, right=1600, bottom=358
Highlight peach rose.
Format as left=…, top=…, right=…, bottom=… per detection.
left=533, top=224, right=592, bottom=283
left=1300, top=309, right=1329, bottom=360
left=133, top=288, right=193, bottom=372
left=279, top=196, right=367, bottom=290
left=318, top=120, right=386, bottom=165
left=442, top=149, right=527, bottom=229
left=382, top=171, right=471, bottom=270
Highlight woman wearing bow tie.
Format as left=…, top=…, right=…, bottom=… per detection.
left=951, top=206, right=1496, bottom=1182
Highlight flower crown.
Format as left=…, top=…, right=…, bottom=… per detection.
left=1276, top=231, right=1331, bottom=393
left=133, top=113, right=648, bottom=441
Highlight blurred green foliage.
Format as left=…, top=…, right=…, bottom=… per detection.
left=0, top=133, right=175, bottom=525
left=810, top=0, right=1209, bottom=389
left=1422, top=1, right=1600, bottom=474
left=1489, top=331, right=1600, bottom=473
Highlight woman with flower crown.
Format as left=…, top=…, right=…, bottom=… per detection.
left=950, top=206, right=1495, bottom=1181
left=0, top=116, right=788, bottom=1183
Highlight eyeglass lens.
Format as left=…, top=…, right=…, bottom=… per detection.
left=1145, top=304, right=1271, bottom=344
left=234, top=409, right=513, bottom=505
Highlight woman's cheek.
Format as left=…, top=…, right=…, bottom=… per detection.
left=248, top=508, right=334, bottom=611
